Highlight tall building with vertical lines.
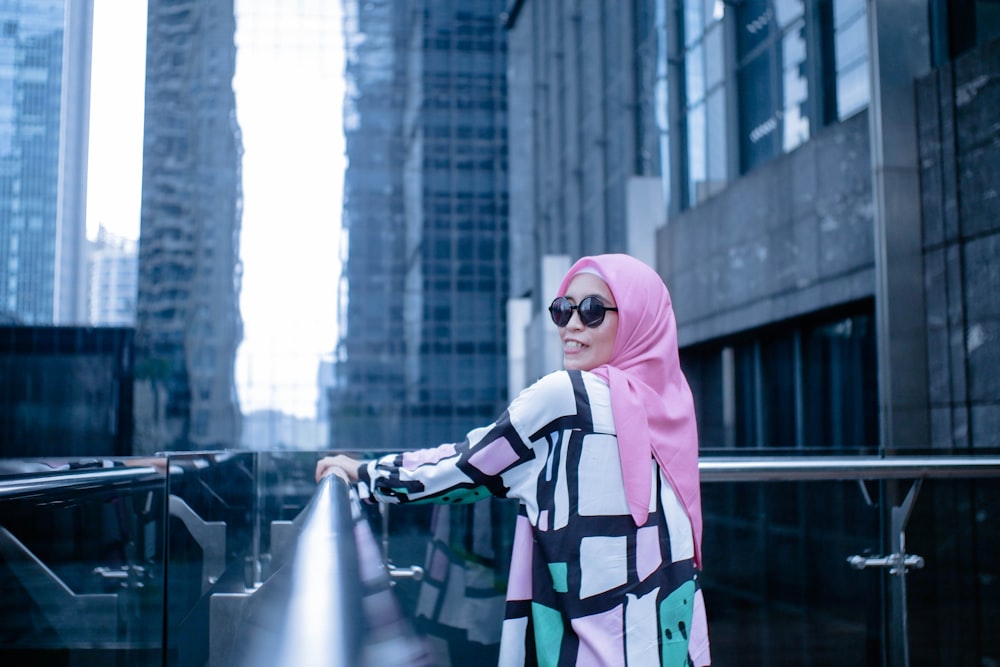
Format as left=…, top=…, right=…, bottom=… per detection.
left=134, top=0, right=243, bottom=453
left=0, top=0, right=93, bottom=325
left=331, top=0, right=509, bottom=449
left=88, top=225, right=137, bottom=326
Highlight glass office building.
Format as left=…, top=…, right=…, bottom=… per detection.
left=134, top=0, right=244, bottom=453
left=0, top=0, right=92, bottom=325
left=88, top=226, right=138, bottom=326
left=331, top=0, right=510, bottom=449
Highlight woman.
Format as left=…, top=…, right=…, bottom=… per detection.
left=317, top=254, right=710, bottom=666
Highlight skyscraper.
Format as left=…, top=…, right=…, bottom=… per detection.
left=88, top=224, right=137, bottom=326
left=0, top=0, right=93, bottom=325
left=331, top=0, right=510, bottom=449
left=134, top=0, right=243, bottom=452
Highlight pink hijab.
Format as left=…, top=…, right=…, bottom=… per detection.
left=557, top=254, right=703, bottom=567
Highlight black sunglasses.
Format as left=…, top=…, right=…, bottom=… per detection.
left=548, top=296, right=618, bottom=328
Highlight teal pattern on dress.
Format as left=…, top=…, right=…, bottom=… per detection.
left=660, top=580, right=695, bottom=666
left=548, top=562, right=568, bottom=593
left=531, top=602, right=564, bottom=667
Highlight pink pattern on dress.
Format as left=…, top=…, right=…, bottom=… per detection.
left=635, top=525, right=662, bottom=581
left=467, top=436, right=519, bottom=475
left=505, top=516, right=534, bottom=601
left=571, top=604, right=625, bottom=666
left=401, top=443, right=458, bottom=470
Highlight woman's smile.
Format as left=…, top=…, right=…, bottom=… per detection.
left=558, top=273, right=618, bottom=371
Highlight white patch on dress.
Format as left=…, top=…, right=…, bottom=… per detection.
left=577, top=433, right=629, bottom=516
left=579, top=535, right=628, bottom=598
left=625, top=587, right=662, bottom=667
left=660, top=473, right=694, bottom=562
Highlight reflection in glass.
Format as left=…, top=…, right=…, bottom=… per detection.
left=684, top=0, right=705, bottom=48
left=680, top=2, right=730, bottom=207
left=686, top=102, right=707, bottom=204
left=702, top=479, right=880, bottom=665
left=686, top=43, right=706, bottom=104
left=834, top=0, right=865, bottom=30
left=782, top=23, right=810, bottom=151
left=737, top=0, right=773, bottom=57
left=773, top=0, right=804, bottom=29
left=0, top=460, right=168, bottom=664
left=833, top=0, right=870, bottom=119
left=682, top=306, right=877, bottom=450
left=802, top=315, right=877, bottom=448
left=705, top=24, right=725, bottom=89
left=835, top=11, right=868, bottom=63
left=739, top=50, right=776, bottom=171
left=837, top=62, right=870, bottom=119
left=706, top=88, right=728, bottom=198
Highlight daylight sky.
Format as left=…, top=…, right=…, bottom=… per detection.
left=86, top=0, right=344, bottom=419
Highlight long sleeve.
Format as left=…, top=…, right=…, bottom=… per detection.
left=357, top=370, right=585, bottom=507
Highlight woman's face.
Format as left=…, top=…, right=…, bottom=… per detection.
left=557, top=273, right=619, bottom=371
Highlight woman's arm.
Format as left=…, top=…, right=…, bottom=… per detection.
left=316, top=370, right=584, bottom=504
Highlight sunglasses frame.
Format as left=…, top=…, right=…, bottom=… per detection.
left=548, top=296, right=618, bottom=328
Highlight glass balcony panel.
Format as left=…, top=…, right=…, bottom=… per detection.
left=364, top=454, right=1000, bottom=665
left=702, top=479, right=881, bottom=664
left=0, top=461, right=168, bottom=665
left=3, top=454, right=998, bottom=665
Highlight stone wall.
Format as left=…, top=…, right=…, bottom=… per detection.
left=658, top=110, right=875, bottom=347
left=917, top=36, right=1000, bottom=448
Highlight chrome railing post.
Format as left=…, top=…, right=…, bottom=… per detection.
left=888, top=479, right=923, bottom=667
left=847, top=479, right=925, bottom=667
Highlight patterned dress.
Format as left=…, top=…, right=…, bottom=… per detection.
left=358, top=369, right=711, bottom=666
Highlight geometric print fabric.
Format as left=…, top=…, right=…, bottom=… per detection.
left=359, top=369, right=709, bottom=665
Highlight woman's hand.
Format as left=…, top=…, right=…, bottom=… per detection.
left=315, top=454, right=363, bottom=484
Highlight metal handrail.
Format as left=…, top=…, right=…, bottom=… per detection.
left=0, top=465, right=164, bottom=499
left=239, top=473, right=363, bottom=667
left=239, top=473, right=433, bottom=667
left=698, top=455, right=1000, bottom=482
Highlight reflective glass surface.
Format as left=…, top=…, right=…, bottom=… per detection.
left=0, top=459, right=168, bottom=665
left=2, top=452, right=999, bottom=665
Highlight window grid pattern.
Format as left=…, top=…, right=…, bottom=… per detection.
left=682, top=0, right=729, bottom=205
left=0, top=1, right=65, bottom=324
left=658, top=0, right=871, bottom=211
left=735, top=0, right=809, bottom=172
left=683, top=305, right=877, bottom=450
left=332, top=0, right=510, bottom=449
left=832, top=0, right=869, bottom=119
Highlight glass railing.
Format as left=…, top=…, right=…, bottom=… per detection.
left=2, top=452, right=998, bottom=666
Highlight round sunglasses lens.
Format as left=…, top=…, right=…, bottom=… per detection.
left=549, top=298, right=572, bottom=326
left=578, top=297, right=605, bottom=327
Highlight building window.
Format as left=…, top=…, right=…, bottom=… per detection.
left=681, top=0, right=729, bottom=205
left=682, top=303, right=877, bottom=450
left=659, top=0, right=870, bottom=210
left=735, top=0, right=809, bottom=172
left=831, top=0, right=869, bottom=119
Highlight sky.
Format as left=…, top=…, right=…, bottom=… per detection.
left=86, top=0, right=345, bottom=420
